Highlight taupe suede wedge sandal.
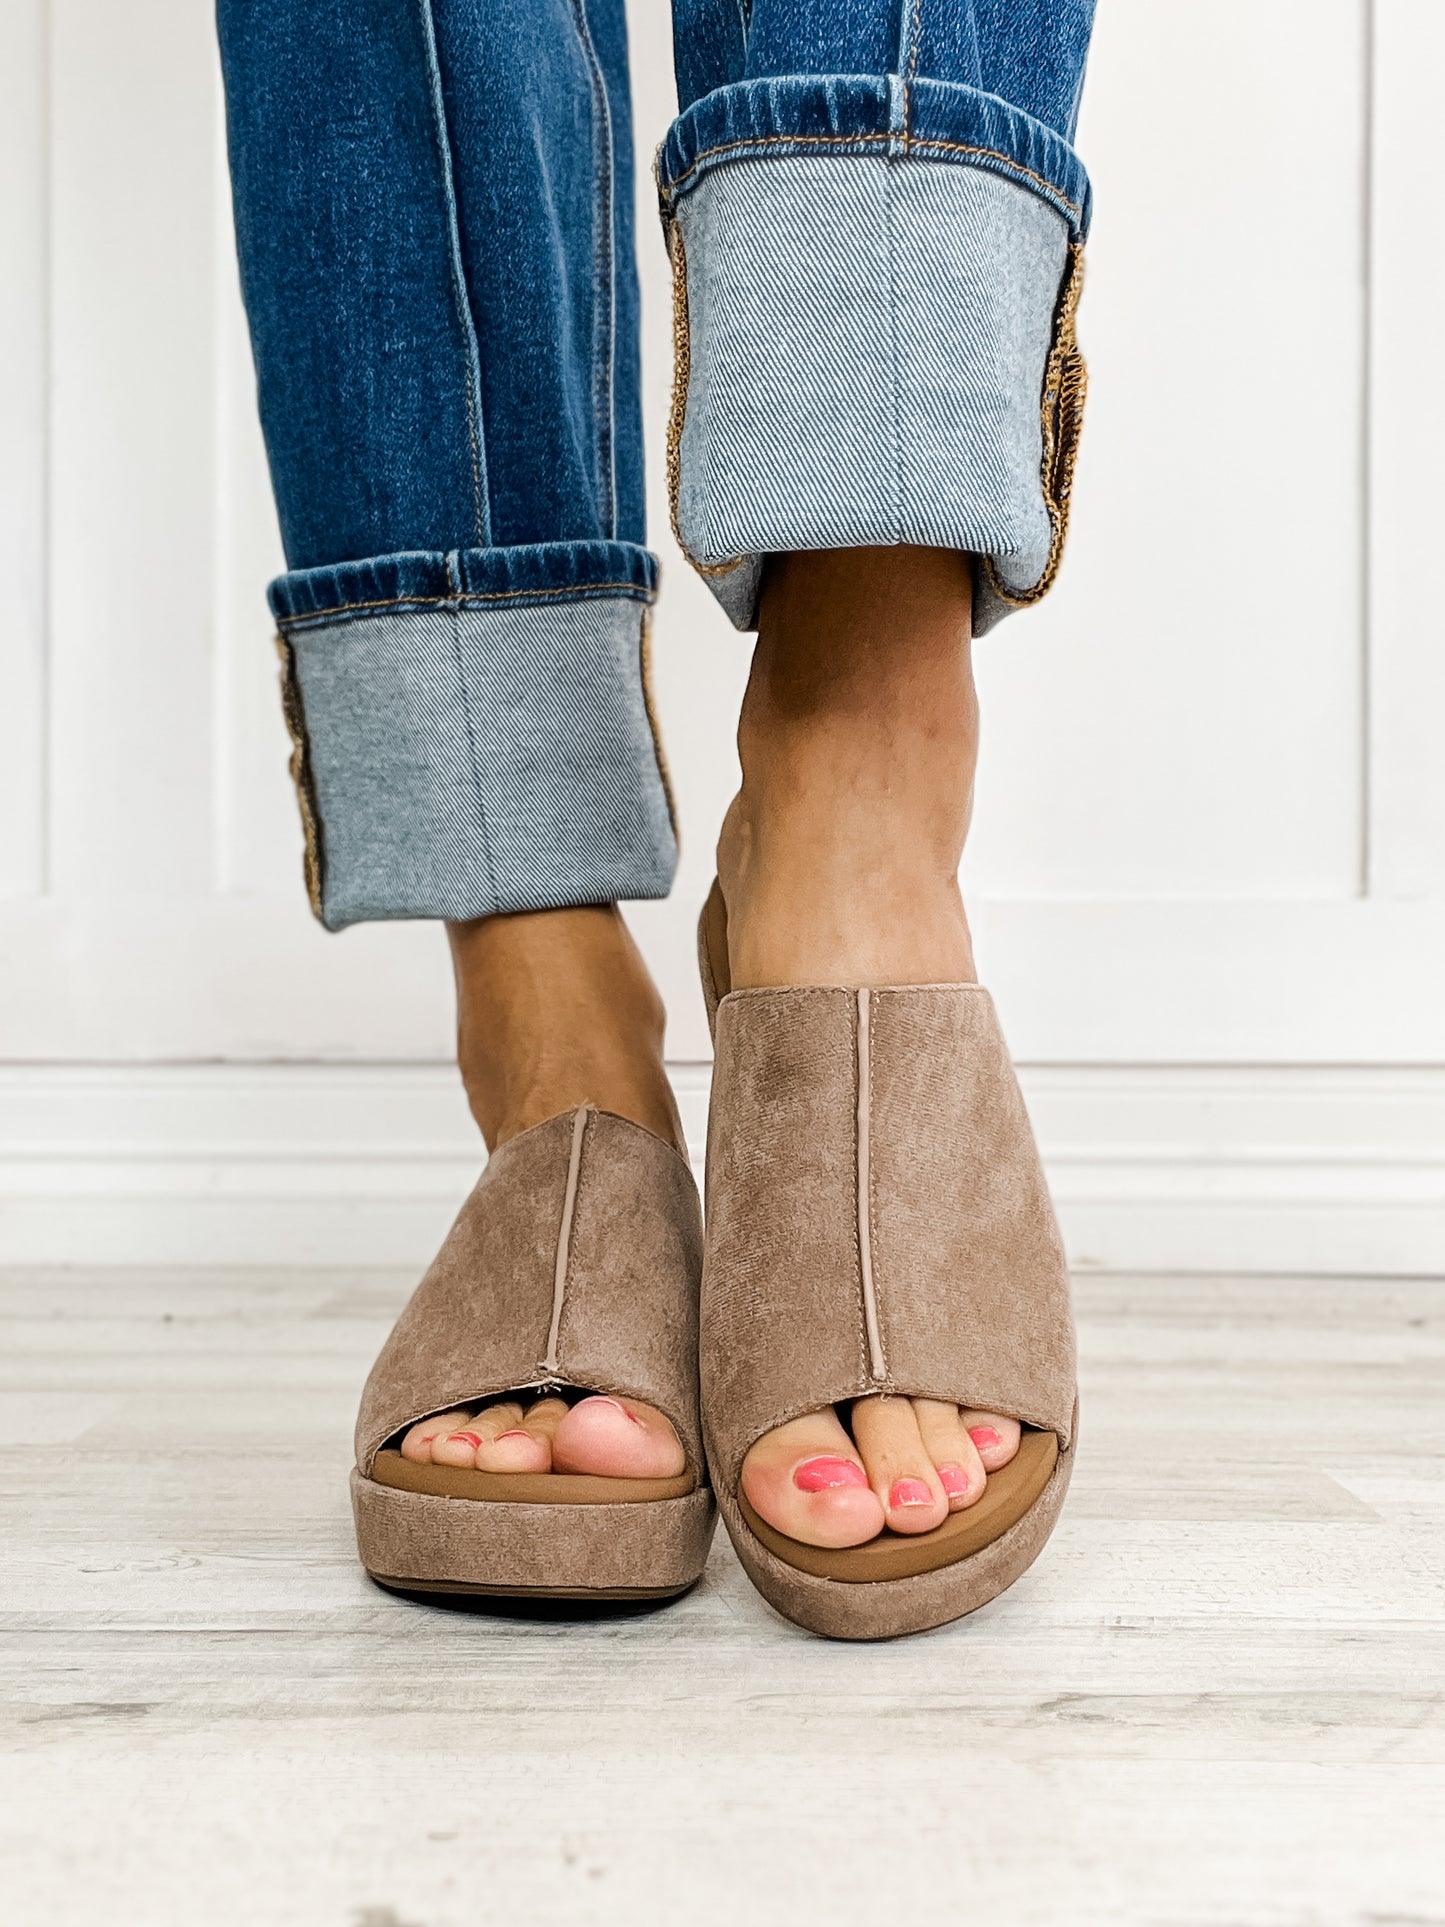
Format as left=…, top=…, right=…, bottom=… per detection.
left=698, top=883, right=1077, bottom=1640
left=351, top=1105, right=716, bottom=1601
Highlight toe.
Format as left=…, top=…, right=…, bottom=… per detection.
left=911, top=1399, right=987, bottom=1510
left=472, top=1395, right=565, bottom=1473
left=740, top=1410, right=885, bottom=1549
left=959, top=1410, right=1022, bottom=1472
left=850, top=1395, right=949, bottom=1535
left=430, top=1400, right=523, bottom=1467
left=551, top=1394, right=686, bottom=1479
left=400, top=1408, right=475, bottom=1463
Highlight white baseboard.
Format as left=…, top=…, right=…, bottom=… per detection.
left=0, top=1062, right=1442, bottom=1274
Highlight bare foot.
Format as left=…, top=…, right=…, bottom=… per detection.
left=399, top=1392, right=686, bottom=1479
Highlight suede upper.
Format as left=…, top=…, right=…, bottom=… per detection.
left=354, top=1107, right=705, bottom=1479
left=701, top=985, right=1076, bottom=1491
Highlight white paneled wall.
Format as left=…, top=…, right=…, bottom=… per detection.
left=1, top=0, right=1442, bottom=1268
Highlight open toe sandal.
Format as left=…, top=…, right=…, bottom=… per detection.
left=698, top=882, right=1077, bottom=1640
left=351, top=1105, right=716, bottom=1601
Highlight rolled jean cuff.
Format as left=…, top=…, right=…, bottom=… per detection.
left=268, top=541, right=675, bottom=929
left=656, top=79, right=1091, bottom=636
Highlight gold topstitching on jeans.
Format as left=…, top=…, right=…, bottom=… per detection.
left=664, top=218, right=747, bottom=582
left=663, top=218, right=688, bottom=550
left=658, top=131, right=1084, bottom=226
left=273, top=633, right=325, bottom=920
left=277, top=581, right=654, bottom=631
left=981, top=241, right=1088, bottom=611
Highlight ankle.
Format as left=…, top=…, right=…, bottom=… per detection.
left=447, top=908, right=683, bottom=1155
left=716, top=547, right=980, bottom=989
left=717, top=793, right=976, bottom=988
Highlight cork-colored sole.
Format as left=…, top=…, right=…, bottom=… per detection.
left=369, top=1448, right=696, bottom=1507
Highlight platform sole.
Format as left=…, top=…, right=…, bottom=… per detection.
left=351, top=1468, right=716, bottom=1599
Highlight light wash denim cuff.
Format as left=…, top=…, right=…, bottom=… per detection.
left=269, top=543, right=675, bottom=929
left=657, top=82, right=1089, bottom=636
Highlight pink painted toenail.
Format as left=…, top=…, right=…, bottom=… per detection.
left=968, top=1426, right=1003, bottom=1451
left=591, top=1397, right=641, bottom=1425
left=495, top=1430, right=531, bottom=1443
left=938, top=1464, right=971, bottom=1500
left=889, top=1478, right=933, bottom=1509
left=448, top=1432, right=483, bottom=1450
left=793, top=1457, right=869, bottom=1493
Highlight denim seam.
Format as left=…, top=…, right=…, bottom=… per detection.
left=444, top=604, right=501, bottom=912
left=659, top=132, right=1084, bottom=230
left=663, top=222, right=689, bottom=560
left=273, top=633, right=326, bottom=919
left=567, top=0, right=617, bottom=538
left=902, top=0, right=922, bottom=145
left=663, top=218, right=748, bottom=581
left=979, top=241, right=1089, bottom=607
left=882, top=165, right=906, bottom=540
left=276, top=582, right=655, bottom=632
left=638, top=606, right=679, bottom=842
left=416, top=0, right=491, bottom=547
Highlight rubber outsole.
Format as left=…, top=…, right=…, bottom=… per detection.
left=365, top=1572, right=695, bottom=1601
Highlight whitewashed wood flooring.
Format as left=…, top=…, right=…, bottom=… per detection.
left=1, top=1268, right=1442, bottom=1926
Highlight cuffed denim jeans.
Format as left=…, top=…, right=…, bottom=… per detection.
left=216, top=0, right=1095, bottom=929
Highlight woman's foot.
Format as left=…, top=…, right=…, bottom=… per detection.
left=720, top=546, right=1021, bottom=1548
left=428, top=905, right=689, bottom=1481
left=449, top=906, right=684, bottom=1156
left=398, top=1392, right=687, bottom=1479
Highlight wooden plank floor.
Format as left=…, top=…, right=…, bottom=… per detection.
left=1, top=1268, right=1442, bottom=1926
